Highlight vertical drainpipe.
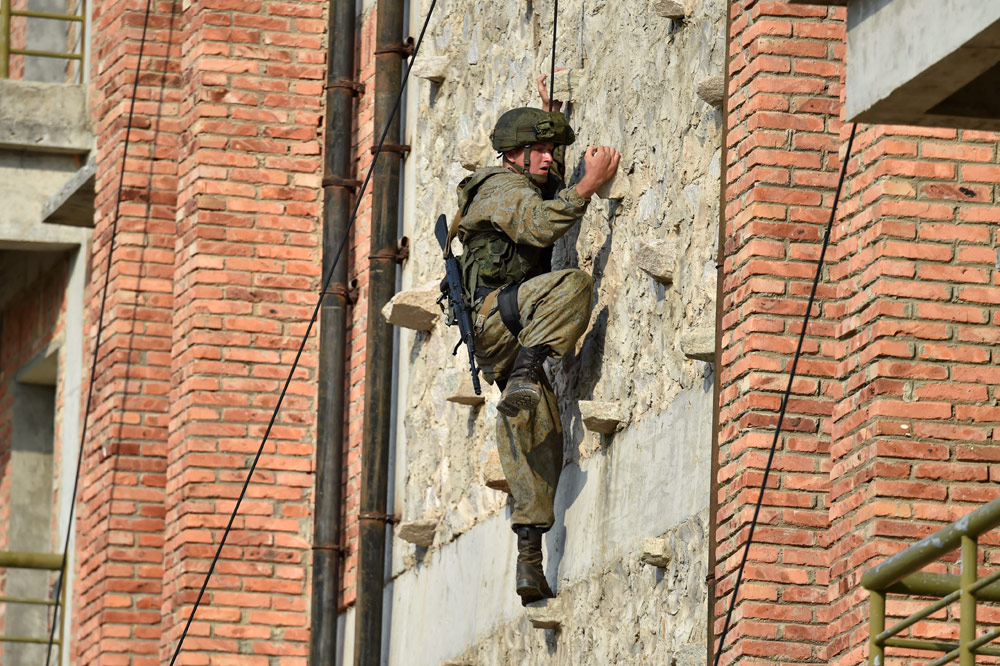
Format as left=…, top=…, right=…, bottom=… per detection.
left=356, top=0, right=405, bottom=663
left=708, top=1, right=734, bottom=664
left=311, top=0, right=356, bottom=661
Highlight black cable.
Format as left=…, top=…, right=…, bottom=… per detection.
left=711, top=122, right=858, bottom=666
left=549, top=0, right=557, bottom=111
left=166, top=1, right=439, bottom=662
left=42, top=1, right=157, bottom=663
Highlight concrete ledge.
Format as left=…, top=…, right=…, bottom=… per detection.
left=42, top=154, right=96, bottom=228
left=0, top=80, right=93, bottom=153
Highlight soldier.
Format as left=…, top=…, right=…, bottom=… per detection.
left=452, top=77, right=620, bottom=605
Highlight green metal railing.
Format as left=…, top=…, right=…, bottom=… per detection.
left=0, top=550, right=65, bottom=656
left=863, top=496, right=1000, bottom=666
left=0, top=0, right=85, bottom=81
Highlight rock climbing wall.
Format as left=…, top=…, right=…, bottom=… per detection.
left=377, top=0, right=725, bottom=662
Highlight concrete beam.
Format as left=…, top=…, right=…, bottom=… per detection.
left=793, top=0, right=1000, bottom=129
left=42, top=153, right=96, bottom=228
left=0, top=80, right=93, bottom=153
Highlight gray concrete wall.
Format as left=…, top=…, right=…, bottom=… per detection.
left=336, top=0, right=724, bottom=663
left=846, top=0, right=1000, bottom=127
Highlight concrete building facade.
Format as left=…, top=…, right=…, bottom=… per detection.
left=0, top=0, right=998, bottom=665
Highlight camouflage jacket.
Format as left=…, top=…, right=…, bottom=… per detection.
left=455, top=167, right=590, bottom=299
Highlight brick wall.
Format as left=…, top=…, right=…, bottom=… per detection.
left=718, top=2, right=1000, bottom=665
left=163, top=0, right=326, bottom=661
left=74, top=0, right=181, bottom=661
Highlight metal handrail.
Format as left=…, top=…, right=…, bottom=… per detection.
left=863, top=496, right=1000, bottom=666
left=0, top=0, right=86, bottom=81
left=0, top=550, right=66, bottom=653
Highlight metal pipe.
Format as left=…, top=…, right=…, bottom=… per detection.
left=707, top=0, right=733, bottom=662
left=309, top=0, right=356, bottom=662
left=1, top=0, right=11, bottom=78
left=355, top=0, right=405, bottom=663
left=869, top=590, right=885, bottom=666
left=0, top=551, right=64, bottom=569
left=959, top=535, right=976, bottom=666
left=862, top=496, right=1000, bottom=591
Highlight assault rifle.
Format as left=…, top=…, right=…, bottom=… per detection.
left=435, top=213, right=482, bottom=396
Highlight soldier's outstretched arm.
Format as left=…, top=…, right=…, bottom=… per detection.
left=477, top=175, right=590, bottom=247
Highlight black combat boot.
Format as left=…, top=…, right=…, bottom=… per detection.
left=514, top=525, right=554, bottom=606
left=497, top=345, right=550, bottom=417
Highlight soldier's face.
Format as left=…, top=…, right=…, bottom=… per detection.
left=527, top=142, right=555, bottom=177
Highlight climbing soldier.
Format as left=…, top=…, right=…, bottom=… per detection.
left=451, top=76, right=620, bottom=605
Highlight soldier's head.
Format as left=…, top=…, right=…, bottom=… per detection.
left=491, top=107, right=575, bottom=182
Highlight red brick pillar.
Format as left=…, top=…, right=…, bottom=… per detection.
left=163, top=0, right=325, bottom=661
left=74, top=0, right=181, bottom=661
left=825, top=123, right=1000, bottom=663
left=716, top=2, right=846, bottom=663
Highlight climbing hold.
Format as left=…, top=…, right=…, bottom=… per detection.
left=447, top=373, right=486, bottom=406
left=458, top=136, right=493, bottom=171
left=696, top=75, right=725, bottom=108
left=396, top=519, right=438, bottom=547
left=382, top=282, right=441, bottom=331
left=410, top=55, right=449, bottom=83
left=680, top=326, right=715, bottom=362
left=526, top=596, right=564, bottom=629
left=653, top=0, right=687, bottom=20
left=640, top=536, right=672, bottom=568
left=635, top=238, right=676, bottom=285
left=579, top=400, right=629, bottom=434
left=551, top=68, right=583, bottom=103
left=483, top=447, right=511, bottom=494
left=594, top=171, right=629, bottom=200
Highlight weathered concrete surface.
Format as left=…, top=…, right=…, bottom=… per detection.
left=843, top=0, right=1000, bottom=129
left=0, top=80, right=93, bottom=153
left=387, top=387, right=713, bottom=665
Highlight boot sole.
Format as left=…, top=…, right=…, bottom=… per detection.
left=516, top=578, right=553, bottom=605
left=498, top=387, right=541, bottom=415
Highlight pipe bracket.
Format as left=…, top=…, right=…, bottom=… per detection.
left=312, top=542, right=347, bottom=554
left=369, top=236, right=409, bottom=264
left=359, top=512, right=399, bottom=524
left=370, top=143, right=411, bottom=156
left=325, top=281, right=358, bottom=304
left=322, top=175, right=362, bottom=191
left=326, top=77, right=366, bottom=95
left=374, top=36, right=414, bottom=57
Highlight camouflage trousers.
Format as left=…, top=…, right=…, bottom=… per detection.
left=474, top=269, right=594, bottom=529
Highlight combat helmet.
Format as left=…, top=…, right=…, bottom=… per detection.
left=490, top=107, right=575, bottom=180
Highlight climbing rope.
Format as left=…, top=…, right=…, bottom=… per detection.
left=42, top=0, right=158, bottom=663
left=711, top=122, right=859, bottom=665
left=549, top=0, right=558, bottom=110
left=166, top=0, right=439, bottom=662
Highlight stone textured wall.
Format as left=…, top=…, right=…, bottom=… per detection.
left=384, top=0, right=725, bottom=661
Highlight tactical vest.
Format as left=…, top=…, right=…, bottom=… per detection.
left=453, top=169, right=547, bottom=302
